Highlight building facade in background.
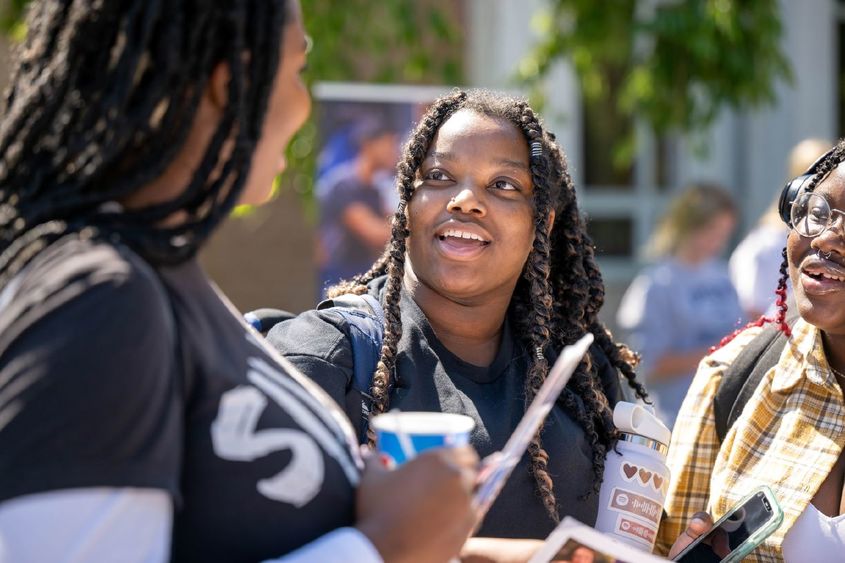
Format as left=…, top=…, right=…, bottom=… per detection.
left=466, top=0, right=839, bottom=331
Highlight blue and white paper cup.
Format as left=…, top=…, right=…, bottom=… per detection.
left=372, top=411, right=476, bottom=468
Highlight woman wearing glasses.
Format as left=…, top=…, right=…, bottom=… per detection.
left=657, top=142, right=845, bottom=561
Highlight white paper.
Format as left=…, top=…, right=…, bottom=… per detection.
left=528, top=517, right=670, bottom=563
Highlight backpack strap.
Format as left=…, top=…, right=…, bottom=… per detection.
left=244, top=308, right=297, bottom=334
left=713, top=325, right=788, bottom=442
left=317, top=293, right=385, bottom=443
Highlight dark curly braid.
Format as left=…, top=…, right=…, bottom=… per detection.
left=714, top=140, right=845, bottom=350
left=330, top=90, right=469, bottom=443
left=0, top=0, right=291, bottom=292
left=329, top=89, right=646, bottom=522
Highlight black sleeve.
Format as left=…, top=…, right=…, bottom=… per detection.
left=265, top=310, right=360, bottom=424
left=0, top=263, right=182, bottom=503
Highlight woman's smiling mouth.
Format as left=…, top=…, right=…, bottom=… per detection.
left=800, top=255, right=845, bottom=295
left=435, top=227, right=491, bottom=259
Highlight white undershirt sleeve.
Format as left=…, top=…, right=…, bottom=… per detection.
left=0, top=488, right=172, bottom=563
left=0, top=488, right=382, bottom=563
left=264, top=527, right=383, bottom=563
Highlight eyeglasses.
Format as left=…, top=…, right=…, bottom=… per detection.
left=790, top=192, right=845, bottom=237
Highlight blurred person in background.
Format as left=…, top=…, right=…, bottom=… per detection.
left=317, top=119, right=399, bottom=294
left=730, top=138, right=831, bottom=320
left=617, top=184, right=745, bottom=428
left=0, top=1, right=480, bottom=561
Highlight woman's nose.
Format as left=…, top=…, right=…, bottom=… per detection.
left=446, top=186, right=486, bottom=216
left=812, top=213, right=845, bottom=255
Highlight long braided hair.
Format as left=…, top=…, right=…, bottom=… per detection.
left=715, top=140, right=845, bottom=350
left=0, top=0, right=290, bottom=292
left=330, top=89, right=647, bottom=522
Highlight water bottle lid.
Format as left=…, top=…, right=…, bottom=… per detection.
left=613, top=402, right=671, bottom=446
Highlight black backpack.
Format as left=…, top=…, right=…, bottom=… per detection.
left=712, top=323, right=791, bottom=442
left=246, top=294, right=385, bottom=443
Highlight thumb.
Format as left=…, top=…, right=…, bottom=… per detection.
left=361, top=446, right=389, bottom=476
left=668, top=512, right=714, bottom=559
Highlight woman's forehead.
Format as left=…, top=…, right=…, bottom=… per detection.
left=427, top=109, right=528, bottom=162
left=814, top=163, right=845, bottom=200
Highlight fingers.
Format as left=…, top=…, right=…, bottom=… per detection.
left=355, top=445, right=483, bottom=563
left=444, top=444, right=481, bottom=469
left=359, top=443, right=374, bottom=459
left=687, top=511, right=714, bottom=537
left=362, top=451, right=383, bottom=472
left=667, top=511, right=714, bottom=560
left=476, top=451, right=503, bottom=487
left=442, top=446, right=480, bottom=493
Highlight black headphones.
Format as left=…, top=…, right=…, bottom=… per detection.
left=778, top=147, right=837, bottom=226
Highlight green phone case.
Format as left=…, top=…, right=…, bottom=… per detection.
left=715, top=485, right=784, bottom=563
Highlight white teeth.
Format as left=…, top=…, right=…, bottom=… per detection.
left=821, top=273, right=845, bottom=282
left=443, top=229, right=485, bottom=242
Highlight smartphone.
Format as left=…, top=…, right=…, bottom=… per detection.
left=673, top=485, right=784, bottom=563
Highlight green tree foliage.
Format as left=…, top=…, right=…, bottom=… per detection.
left=522, top=0, right=792, bottom=154
left=0, top=0, right=28, bottom=38
left=303, top=0, right=462, bottom=85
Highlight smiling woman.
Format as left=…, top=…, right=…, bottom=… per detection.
left=657, top=141, right=845, bottom=562
left=268, top=89, right=648, bottom=545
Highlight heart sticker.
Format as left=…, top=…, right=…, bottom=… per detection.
left=622, top=463, right=638, bottom=480
left=652, top=474, right=664, bottom=490
left=638, top=468, right=653, bottom=484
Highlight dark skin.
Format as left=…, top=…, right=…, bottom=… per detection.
left=404, top=109, right=553, bottom=367
left=787, top=164, right=845, bottom=517
left=357, top=447, right=480, bottom=563
left=672, top=163, right=845, bottom=554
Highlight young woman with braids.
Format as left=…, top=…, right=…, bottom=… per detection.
left=268, top=89, right=647, bottom=546
left=658, top=141, right=845, bottom=561
left=0, top=1, right=481, bottom=561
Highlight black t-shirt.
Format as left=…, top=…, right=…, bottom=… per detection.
left=267, top=276, right=624, bottom=539
left=0, top=235, right=361, bottom=561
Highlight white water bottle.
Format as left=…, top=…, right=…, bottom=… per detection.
left=594, top=402, right=671, bottom=552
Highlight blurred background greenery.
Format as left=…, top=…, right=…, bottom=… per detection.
left=0, top=0, right=790, bottom=206
left=0, top=0, right=828, bottom=327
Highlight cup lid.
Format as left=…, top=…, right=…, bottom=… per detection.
left=613, top=402, right=671, bottom=446
left=371, top=411, right=476, bottom=435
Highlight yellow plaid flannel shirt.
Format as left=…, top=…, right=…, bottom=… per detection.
left=655, top=318, right=845, bottom=562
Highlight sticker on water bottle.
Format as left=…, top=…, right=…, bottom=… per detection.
left=619, top=462, right=668, bottom=494
left=614, top=513, right=657, bottom=548
left=607, top=487, right=662, bottom=526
